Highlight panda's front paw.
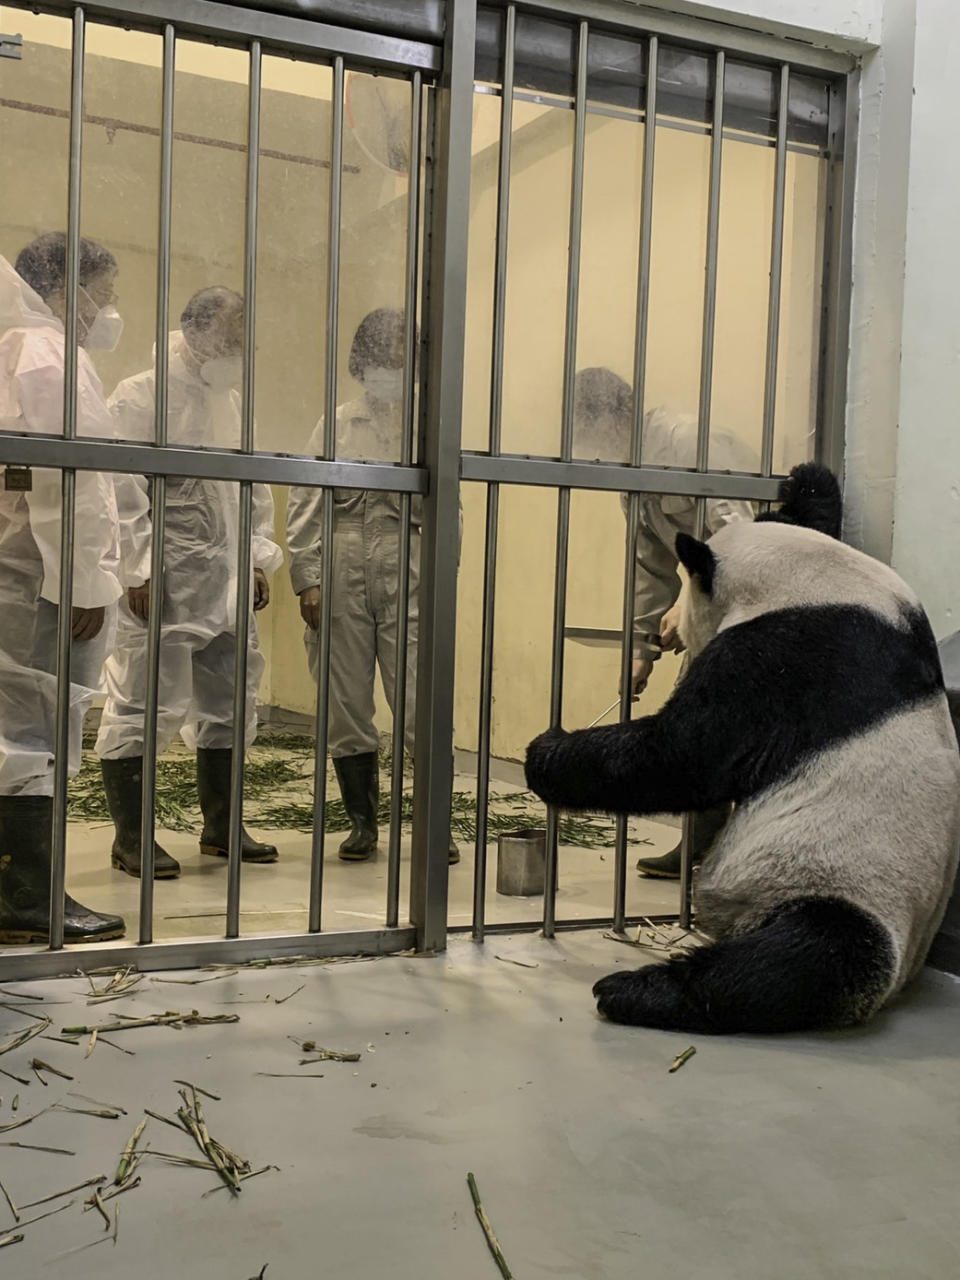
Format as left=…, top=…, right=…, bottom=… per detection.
left=593, top=967, right=659, bottom=1025
left=524, top=726, right=570, bottom=802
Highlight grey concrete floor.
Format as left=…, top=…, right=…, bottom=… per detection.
left=2, top=932, right=959, bottom=1278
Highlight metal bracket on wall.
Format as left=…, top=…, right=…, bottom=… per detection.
left=0, top=32, right=23, bottom=59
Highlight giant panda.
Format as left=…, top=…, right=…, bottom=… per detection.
left=524, top=464, right=960, bottom=1034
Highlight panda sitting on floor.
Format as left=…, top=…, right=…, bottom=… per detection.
left=525, top=464, right=960, bottom=1034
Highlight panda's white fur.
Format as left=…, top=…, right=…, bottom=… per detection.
left=682, top=521, right=960, bottom=1003
left=525, top=466, right=960, bottom=1034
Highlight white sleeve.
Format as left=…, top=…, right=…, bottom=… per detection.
left=286, top=419, right=326, bottom=595
left=252, top=483, right=283, bottom=575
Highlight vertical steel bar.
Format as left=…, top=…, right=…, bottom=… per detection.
left=225, top=39, right=261, bottom=940
left=760, top=63, right=790, bottom=479
left=409, top=0, right=476, bottom=952
left=543, top=19, right=588, bottom=939
left=682, top=49, right=726, bottom=931
left=308, top=54, right=344, bottom=935
left=815, top=72, right=857, bottom=486
left=386, top=69, right=423, bottom=930
left=49, top=7, right=86, bottom=952
left=614, top=34, right=659, bottom=933
left=473, top=2, right=515, bottom=943
left=138, top=23, right=175, bottom=945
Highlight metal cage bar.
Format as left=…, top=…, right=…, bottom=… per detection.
left=409, top=0, right=476, bottom=952
left=472, top=1, right=515, bottom=943
left=308, top=54, right=345, bottom=935
left=680, top=49, right=727, bottom=932
left=138, top=21, right=175, bottom=944
left=613, top=32, right=659, bottom=935
left=225, top=39, right=262, bottom=940
left=760, top=63, right=790, bottom=479
left=48, top=6, right=87, bottom=953
left=386, top=69, right=424, bottom=930
left=543, top=18, right=588, bottom=939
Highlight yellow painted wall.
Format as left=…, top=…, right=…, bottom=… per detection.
left=0, top=12, right=826, bottom=761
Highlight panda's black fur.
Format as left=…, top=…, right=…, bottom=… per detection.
left=525, top=464, right=960, bottom=1035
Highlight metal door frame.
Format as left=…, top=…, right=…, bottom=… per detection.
left=0, top=0, right=857, bottom=978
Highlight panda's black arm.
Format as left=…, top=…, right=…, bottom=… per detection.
left=524, top=615, right=813, bottom=816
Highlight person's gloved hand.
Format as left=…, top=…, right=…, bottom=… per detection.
left=253, top=568, right=270, bottom=612
left=127, top=581, right=151, bottom=622
left=659, top=603, right=684, bottom=653
left=71, top=605, right=105, bottom=641
left=631, top=655, right=655, bottom=698
left=299, top=585, right=322, bottom=631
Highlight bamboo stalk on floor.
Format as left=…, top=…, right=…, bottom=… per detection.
left=466, top=1173, right=514, bottom=1280
left=115, top=1116, right=148, bottom=1185
left=0, top=1177, right=18, bottom=1222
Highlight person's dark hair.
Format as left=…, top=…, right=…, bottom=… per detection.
left=348, top=308, right=406, bottom=380
left=180, top=286, right=244, bottom=335
left=15, top=232, right=117, bottom=301
left=574, top=367, right=633, bottom=426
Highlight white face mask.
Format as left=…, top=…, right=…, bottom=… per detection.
left=363, top=366, right=404, bottom=403
left=82, top=303, right=124, bottom=351
left=200, top=354, right=243, bottom=392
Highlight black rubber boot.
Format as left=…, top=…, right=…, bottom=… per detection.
left=636, top=805, right=731, bottom=879
left=101, top=758, right=181, bottom=879
left=0, top=796, right=125, bottom=944
left=196, top=748, right=278, bottom=863
left=333, top=752, right=379, bottom=861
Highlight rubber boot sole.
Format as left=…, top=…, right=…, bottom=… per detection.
left=110, top=852, right=180, bottom=880
left=0, top=922, right=126, bottom=945
left=200, top=844, right=279, bottom=864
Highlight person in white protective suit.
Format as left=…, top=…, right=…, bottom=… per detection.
left=286, top=308, right=459, bottom=864
left=573, top=366, right=756, bottom=880
left=95, top=287, right=283, bottom=879
left=0, top=233, right=130, bottom=944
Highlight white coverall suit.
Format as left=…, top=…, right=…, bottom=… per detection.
left=286, top=398, right=420, bottom=759
left=95, top=333, right=282, bottom=761
left=0, top=256, right=126, bottom=795
left=628, top=407, right=756, bottom=643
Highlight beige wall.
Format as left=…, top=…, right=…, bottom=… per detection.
left=0, top=14, right=827, bottom=761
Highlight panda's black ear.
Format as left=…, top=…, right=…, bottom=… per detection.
left=675, top=532, right=715, bottom=596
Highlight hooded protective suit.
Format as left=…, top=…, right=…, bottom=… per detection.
left=0, top=256, right=126, bottom=795
left=625, top=407, right=757, bottom=647
left=286, top=396, right=421, bottom=758
left=95, top=333, right=282, bottom=760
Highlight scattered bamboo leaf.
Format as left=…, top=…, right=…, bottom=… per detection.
left=115, top=1116, right=148, bottom=1185
left=153, top=970, right=238, bottom=986
left=84, top=1177, right=140, bottom=1211
left=98, top=1036, right=135, bottom=1056
left=68, top=1092, right=127, bottom=1116
left=53, top=1104, right=122, bottom=1120
left=0, top=1177, right=18, bottom=1223
left=255, top=1073, right=326, bottom=1079
left=1, top=1142, right=76, bottom=1156
left=0, top=1231, right=23, bottom=1249
left=92, top=1188, right=111, bottom=1230
left=668, top=1046, right=697, bottom=1074
left=494, top=955, right=539, bottom=969
left=31, top=1058, right=73, bottom=1082
left=40, top=1035, right=81, bottom=1046
left=173, top=1080, right=220, bottom=1101
left=86, top=1030, right=98, bottom=1058
left=11, top=1095, right=18, bottom=1111
left=273, top=984, right=305, bottom=1005
left=20, top=1176, right=106, bottom=1209
left=0, top=1068, right=29, bottom=1086
left=201, top=1166, right=278, bottom=1198
left=467, top=1172, right=514, bottom=1280
left=0, top=1107, right=48, bottom=1133
left=289, top=1040, right=360, bottom=1063
left=144, top=1109, right=188, bottom=1132
left=0, top=988, right=43, bottom=1001
left=17, top=1199, right=75, bottom=1228
left=0, top=1017, right=51, bottom=1056
left=62, top=1010, right=239, bottom=1035
left=143, top=1151, right=218, bottom=1171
